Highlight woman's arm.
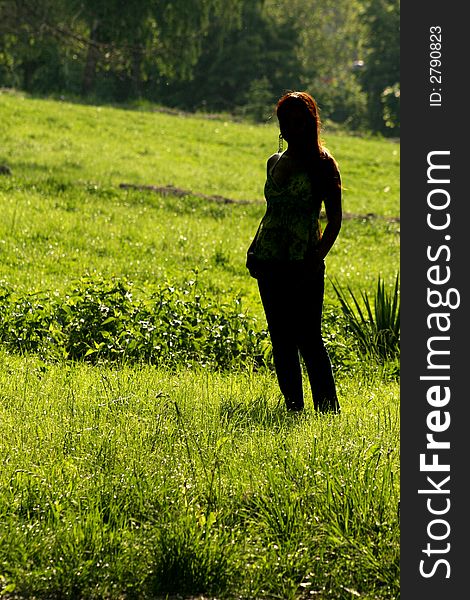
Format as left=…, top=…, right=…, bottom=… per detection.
left=315, top=160, right=342, bottom=260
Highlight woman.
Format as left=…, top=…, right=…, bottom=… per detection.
left=247, top=91, right=342, bottom=413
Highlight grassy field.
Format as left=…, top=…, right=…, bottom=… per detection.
left=0, top=90, right=400, bottom=599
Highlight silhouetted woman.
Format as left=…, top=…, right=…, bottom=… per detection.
left=247, top=91, right=342, bottom=413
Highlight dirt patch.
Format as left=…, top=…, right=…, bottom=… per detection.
left=119, top=182, right=253, bottom=205
left=119, top=182, right=400, bottom=222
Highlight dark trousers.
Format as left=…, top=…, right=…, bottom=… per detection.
left=257, top=261, right=339, bottom=412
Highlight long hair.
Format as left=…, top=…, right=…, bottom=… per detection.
left=276, top=91, right=326, bottom=158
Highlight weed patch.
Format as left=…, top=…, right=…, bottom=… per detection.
left=0, top=276, right=271, bottom=369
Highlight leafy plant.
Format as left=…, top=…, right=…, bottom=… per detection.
left=329, top=273, right=400, bottom=362
left=0, top=276, right=271, bottom=370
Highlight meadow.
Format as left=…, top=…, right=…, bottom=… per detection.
left=0, top=90, right=400, bottom=599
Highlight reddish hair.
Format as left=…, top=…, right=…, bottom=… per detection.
left=276, top=91, right=325, bottom=157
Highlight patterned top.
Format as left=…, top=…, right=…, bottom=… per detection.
left=250, top=152, right=338, bottom=263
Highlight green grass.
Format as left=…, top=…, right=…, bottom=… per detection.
left=0, top=91, right=399, bottom=215
left=0, top=90, right=399, bottom=599
left=0, top=352, right=399, bottom=600
left=0, top=91, right=399, bottom=312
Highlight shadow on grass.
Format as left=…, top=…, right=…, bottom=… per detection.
left=218, top=395, right=311, bottom=431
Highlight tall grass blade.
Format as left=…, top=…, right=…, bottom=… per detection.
left=330, top=273, right=400, bottom=361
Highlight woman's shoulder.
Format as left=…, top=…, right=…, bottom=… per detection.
left=266, top=152, right=284, bottom=176
left=319, top=148, right=340, bottom=174
left=320, top=147, right=337, bottom=164
left=267, top=152, right=282, bottom=168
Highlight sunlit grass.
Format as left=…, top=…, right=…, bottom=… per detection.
left=0, top=91, right=400, bottom=599
left=1, top=91, right=399, bottom=307
left=0, top=352, right=399, bottom=599
left=1, top=91, right=399, bottom=212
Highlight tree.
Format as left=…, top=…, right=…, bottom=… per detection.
left=0, top=0, right=71, bottom=91
left=156, top=0, right=302, bottom=117
left=0, top=0, right=400, bottom=134
left=75, top=0, right=242, bottom=98
left=360, top=0, right=400, bottom=134
left=0, top=0, right=243, bottom=100
left=265, top=0, right=369, bottom=128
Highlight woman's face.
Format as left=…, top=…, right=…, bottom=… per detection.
left=278, top=104, right=310, bottom=145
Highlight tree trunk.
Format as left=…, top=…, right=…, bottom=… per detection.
left=81, top=19, right=100, bottom=96
left=131, top=48, right=142, bottom=98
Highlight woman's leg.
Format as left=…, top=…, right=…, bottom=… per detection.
left=300, top=338, right=339, bottom=412
left=257, top=272, right=304, bottom=410
left=295, top=264, right=340, bottom=413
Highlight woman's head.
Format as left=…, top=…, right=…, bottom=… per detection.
left=276, top=91, right=323, bottom=154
